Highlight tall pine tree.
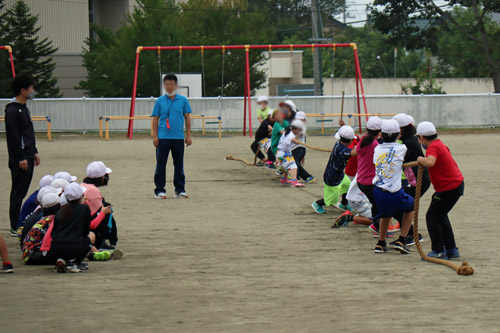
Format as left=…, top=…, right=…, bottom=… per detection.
left=0, top=0, right=60, bottom=97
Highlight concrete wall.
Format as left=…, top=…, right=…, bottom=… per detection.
left=305, top=78, right=496, bottom=96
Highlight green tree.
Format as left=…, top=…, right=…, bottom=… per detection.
left=433, top=7, right=500, bottom=80
left=369, top=0, right=500, bottom=93
left=0, top=0, right=60, bottom=97
left=78, top=0, right=275, bottom=97
left=284, top=27, right=426, bottom=80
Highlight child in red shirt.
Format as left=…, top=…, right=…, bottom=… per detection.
left=417, top=121, right=464, bottom=260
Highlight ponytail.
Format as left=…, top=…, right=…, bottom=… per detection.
left=360, top=129, right=380, bottom=148
left=284, top=126, right=293, bottom=136
left=59, top=199, right=80, bottom=225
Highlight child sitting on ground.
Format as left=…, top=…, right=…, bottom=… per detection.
left=372, top=119, right=414, bottom=254
left=291, top=111, right=315, bottom=183
left=251, top=109, right=275, bottom=167
left=276, top=120, right=306, bottom=188
left=18, top=175, right=54, bottom=229
left=417, top=121, right=463, bottom=260
left=333, top=176, right=373, bottom=227
left=311, top=125, right=356, bottom=214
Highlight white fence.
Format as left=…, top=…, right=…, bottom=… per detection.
left=0, top=94, right=499, bottom=133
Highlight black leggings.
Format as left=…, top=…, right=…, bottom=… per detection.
left=292, top=147, right=312, bottom=180
left=47, top=237, right=92, bottom=265
left=426, top=182, right=464, bottom=252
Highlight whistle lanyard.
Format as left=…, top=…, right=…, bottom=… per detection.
left=165, top=97, right=175, bottom=129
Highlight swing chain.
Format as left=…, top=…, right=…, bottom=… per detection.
left=201, top=46, right=206, bottom=97
left=221, top=46, right=225, bottom=97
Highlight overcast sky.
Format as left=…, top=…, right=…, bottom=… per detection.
left=336, top=0, right=451, bottom=26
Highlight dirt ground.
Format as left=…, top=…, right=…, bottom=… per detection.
left=1, top=133, right=499, bottom=333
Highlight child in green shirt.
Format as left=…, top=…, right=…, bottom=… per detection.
left=257, top=96, right=271, bottom=123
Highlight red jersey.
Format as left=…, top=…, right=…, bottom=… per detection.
left=426, top=139, right=464, bottom=192
left=345, top=135, right=359, bottom=177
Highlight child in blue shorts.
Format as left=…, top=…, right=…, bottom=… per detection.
left=372, top=119, right=414, bottom=254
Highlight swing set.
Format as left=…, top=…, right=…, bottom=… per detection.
left=1, top=45, right=16, bottom=77
left=127, top=43, right=368, bottom=139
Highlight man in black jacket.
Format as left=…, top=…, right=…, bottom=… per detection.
left=5, top=74, right=40, bottom=236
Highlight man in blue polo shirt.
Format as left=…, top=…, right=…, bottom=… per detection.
left=152, top=74, right=192, bottom=199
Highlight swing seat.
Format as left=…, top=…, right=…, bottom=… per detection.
left=206, top=121, right=220, bottom=124
left=316, top=119, right=333, bottom=123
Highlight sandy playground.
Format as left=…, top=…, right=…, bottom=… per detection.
left=1, top=132, right=500, bottom=332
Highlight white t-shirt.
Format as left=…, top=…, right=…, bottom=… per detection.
left=292, top=124, right=306, bottom=150
left=346, top=176, right=367, bottom=202
left=277, top=131, right=295, bottom=153
left=372, top=142, right=407, bottom=193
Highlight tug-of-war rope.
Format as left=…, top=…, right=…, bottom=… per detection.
left=226, top=154, right=475, bottom=275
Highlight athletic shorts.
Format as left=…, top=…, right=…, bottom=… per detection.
left=349, top=199, right=372, bottom=218
left=373, top=187, right=414, bottom=218
left=258, top=138, right=271, bottom=152
left=276, top=151, right=297, bottom=171
left=323, top=174, right=351, bottom=206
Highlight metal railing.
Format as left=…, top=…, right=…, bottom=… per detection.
left=0, top=94, right=498, bottom=133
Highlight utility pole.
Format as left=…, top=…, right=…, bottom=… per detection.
left=311, top=0, right=322, bottom=96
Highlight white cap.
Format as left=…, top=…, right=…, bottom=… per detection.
left=408, top=115, right=415, bottom=125
left=257, top=96, right=268, bottom=103
left=267, top=109, right=274, bottom=117
left=416, top=121, right=437, bottom=136
left=39, top=175, right=55, bottom=188
left=279, top=100, right=297, bottom=112
left=50, top=178, right=69, bottom=190
left=366, top=116, right=383, bottom=130
left=381, top=119, right=400, bottom=134
left=393, top=113, right=412, bottom=128
left=54, top=171, right=77, bottom=183
left=87, top=161, right=112, bottom=178
left=64, top=182, right=87, bottom=201
left=37, top=186, right=62, bottom=203
left=41, top=193, right=61, bottom=209
left=335, top=125, right=355, bottom=140
left=295, top=111, right=306, bottom=120
left=59, top=193, right=68, bottom=206
left=291, top=119, right=305, bottom=131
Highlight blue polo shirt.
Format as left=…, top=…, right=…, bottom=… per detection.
left=152, top=94, right=192, bottom=139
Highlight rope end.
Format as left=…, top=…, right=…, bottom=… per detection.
left=456, top=262, right=474, bottom=275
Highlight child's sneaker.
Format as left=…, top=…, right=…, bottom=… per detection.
left=90, top=251, right=112, bottom=261
left=9, top=229, right=17, bottom=237
left=424, top=251, right=448, bottom=260
left=446, top=247, right=460, bottom=259
left=305, top=176, right=316, bottom=184
left=311, top=202, right=326, bottom=214
left=154, top=192, right=167, bottom=199
left=368, top=223, right=378, bottom=233
left=174, top=192, right=189, bottom=199
left=69, top=264, right=87, bottom=273
left=265, top=162, right=276, bottom=169
left=56, top=258, right=67, bottom=273
left=290, top=180, right=305, bottom=188
left=111, top=248, right=125, bottom=260
left=1, top=263, right=13, bottom=273
left=392, top=240, right=411, bottom=254
left=405, top=233, right=423, bottom=246
left=374, top=243, right=391, bottom=253
left=333, top=210, right=352, bottom=228
left=389, top=222, right=400, bottom=232
left=280, top=178, right=290, bottom=185
left=255, top=160, right=265, bottom=167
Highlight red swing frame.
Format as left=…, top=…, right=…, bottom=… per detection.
left=0, top=46, right=16, bottom=77
left=127, top=43, right=368, bottom=139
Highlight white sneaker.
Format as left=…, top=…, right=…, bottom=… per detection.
left=174, top=192, right=189, bottom=199
left=155, top=192, right=167, bottom=199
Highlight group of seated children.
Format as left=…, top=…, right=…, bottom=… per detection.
left=311, top=113, right=464, bottom=260
left=251, top=97, right=316, bottom=187
left=2, top=161, right=123, bottom=273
